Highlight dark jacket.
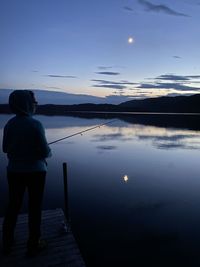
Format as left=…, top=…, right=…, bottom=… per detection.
left=3, top=90, right=51, bottom=172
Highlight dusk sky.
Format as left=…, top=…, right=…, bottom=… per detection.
left=1, top=0, right=200, bottom=103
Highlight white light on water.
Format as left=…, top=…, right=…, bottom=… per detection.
left=123, top=175, right=129, bottom=182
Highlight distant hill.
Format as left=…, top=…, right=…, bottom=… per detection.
left=0, top=89, right=129, bottom=105
left=119, top=94, right=200, bottom=113
left=1, top=94, right=200, bottom=115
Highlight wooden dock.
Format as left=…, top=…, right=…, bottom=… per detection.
left=0, top=209, right=86, bottom=267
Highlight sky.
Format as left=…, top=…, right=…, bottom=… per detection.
left=1, top=0, right=200, bottom=104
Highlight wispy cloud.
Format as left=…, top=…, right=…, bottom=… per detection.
left=97, top=65, right=126, bottom=70
left=45, top=74, right=77, bottom=78
left=44, top=86, right=63, bottom=90
left=173, top=56, right=181, bottom=59
left=136, top=73, right=200, bottom=92
left=123, top=6, right=134, bottom=12
left=155, top=74, right=200, bottom=82
left=95, top=84, right=127, bottom=90
left=138, top=0, right=190, bottom=17
left=95, top=72, right=120, bottom=75
left=186, top=75, right=200, bottom=79
left=155, top=74, right=190, bottom=81
left=91, top=73, right=200, bottom=94
left=98, top=66, right=113, bottom=70
left=91, top=79, right=137, bottom=90
left=92, top=79, right=136, bottom=85
left=137, top=82, right=200, bottom=91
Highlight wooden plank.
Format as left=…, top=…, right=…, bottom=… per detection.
left=0, top=209, right=86, bottom=267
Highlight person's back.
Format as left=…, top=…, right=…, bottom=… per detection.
left=2, top=90, right=51, bottom=256
left=4, top=113, right=50, bottom=172
left=4, top=115, right=42, bottom=160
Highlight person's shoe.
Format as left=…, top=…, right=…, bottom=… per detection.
left=26, top=239, right=48, bottom=257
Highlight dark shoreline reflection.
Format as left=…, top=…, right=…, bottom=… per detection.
left=2, top=112, right=200, bottom=131
left=65, top=112, right=200, bottom=131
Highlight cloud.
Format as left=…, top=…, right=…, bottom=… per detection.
left=186, top=75, right=200, bottom=79
left=91, top=79, right=137, bottom=85
left=91, top=74, right=200, bottom=94
left=137, top=82, right=200, bottom=91
left=92, top=73, right=200, bottom=94
left=138, top=0, right=189, bottom=17
left=91, top=79, right=137, bottom=90
left=173, top=56, right=181, bottom=59
left=45, top=74, right=77, bottom=78
left=137, top=73, right=200, bottom=92
left=156, top=74, right=190, bottom=81
left=97, top=65, right=125, bottom=70
left=150, top=74, right=200, bottom=82
left=95, top=72, right=120, bottom=75
left=92, top=79, right=136, bottom=85
left=94, top=84, right=127, bottom=90
left=98, top=66, right=113, bottom=70
left=44, top=86, right=63, bottom=90
left=123, top=6, right=134, bottom=12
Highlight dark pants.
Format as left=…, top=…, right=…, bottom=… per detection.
left=3, top=171, right=46, bottom=248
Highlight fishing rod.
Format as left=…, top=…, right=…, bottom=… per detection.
left=48, top=119, right=117, bottom=145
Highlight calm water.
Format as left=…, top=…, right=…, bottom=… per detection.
left=1, top=114, right=200, bottom=266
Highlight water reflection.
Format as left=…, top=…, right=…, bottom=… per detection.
left=91, top=123, right=200, bottom=150
left=1, top=114, right=200, bottom=266
left=96, top=145, right=117, bottom=150
left=123, top=175, right=129, bottom=183
left=92, top=133, right=132, bottom=142
left=137, top=130, right=200, bottom=150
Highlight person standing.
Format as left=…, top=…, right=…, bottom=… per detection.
left=2, top=90, right=51, bottom=256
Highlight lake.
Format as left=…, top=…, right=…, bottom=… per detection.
left=1, top=113, right=200, bottom=266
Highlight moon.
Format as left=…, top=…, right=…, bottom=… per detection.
left=128, top=37, right=134, bottom=44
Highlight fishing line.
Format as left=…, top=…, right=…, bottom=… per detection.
left=48, top=119, right=117, bottom=145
